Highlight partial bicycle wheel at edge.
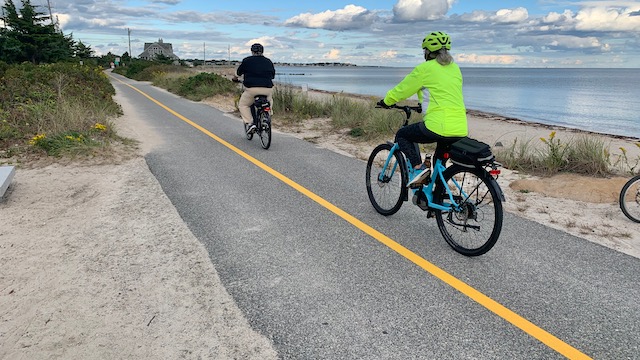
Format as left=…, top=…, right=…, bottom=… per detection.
left=619, top=175, right=640, bottom=223
left=433, top=165, right=503, bottom=256
left=366, top=143, right=407, bottom=216
left=258, top=113, right=271, bottom=149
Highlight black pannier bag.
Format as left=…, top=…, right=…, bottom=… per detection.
left=448, top=137, right=494, bottom=167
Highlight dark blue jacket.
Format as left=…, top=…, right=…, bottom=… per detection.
left=236, top=55, right=275, bottom=88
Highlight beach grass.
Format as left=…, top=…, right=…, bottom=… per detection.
left=0, top=62, right=125, bottom=162
left=495, top=131, right=639, bottom=176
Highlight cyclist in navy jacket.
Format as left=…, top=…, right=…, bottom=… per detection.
left=233, top=43, right=276, bottom=135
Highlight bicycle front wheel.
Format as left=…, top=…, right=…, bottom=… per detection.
left=366, top=143, right=407, bottom=216
left=620, top=175, right=640, bottom=223
left=433, top=165, right=503, bottom=256
left=258, top=113, right=271, bottom=149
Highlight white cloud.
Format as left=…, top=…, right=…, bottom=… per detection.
left=542, top=10, right=575, bottom=24
left=536, top=5, right=640, bottom=32
left=393, top=0, right=454, bottom=22
left=459, top=7, right=528, bottom=24
left=284, top=5, right=377, bottom=30
left=323, top=49, right=341, bottom=60
left=455, top=53, right=522, bottom=65
left=245, top=37, right=283, bottom=49
left=53, top=13, right=71, bottom=29
left=543, top=35, right=610, bottom=51
left=380, top=50, right=398, bottom=59
left=574, top=6, right=640, bottom=31
left=493, top=7, right=528, bottom=24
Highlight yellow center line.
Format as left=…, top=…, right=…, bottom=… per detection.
left=112, top=75, right=591, bottom=359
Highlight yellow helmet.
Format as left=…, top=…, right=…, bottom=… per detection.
left=422, top=31, right=451, bottom=52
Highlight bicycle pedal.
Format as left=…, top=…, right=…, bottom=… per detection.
left=412, top=193, right=430, bottom=211
left=426, top=210, right=435, bottom=218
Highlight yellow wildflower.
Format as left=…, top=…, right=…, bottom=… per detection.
left=93, top=123, right=107, bottom=131
left=29, top=133, right=46, bottom=145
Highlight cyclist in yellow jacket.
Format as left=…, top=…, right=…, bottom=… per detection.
left=378, top=31, right=468, bottom=187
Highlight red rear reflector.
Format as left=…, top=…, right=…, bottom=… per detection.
left=443, top=152, right=449, bottom=159
left=490, top=169, right=501, bottom=176
left=265, top=107, right=271, bottom=111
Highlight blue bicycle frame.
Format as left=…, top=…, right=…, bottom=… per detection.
left=379, top=142, right=466, bottom=212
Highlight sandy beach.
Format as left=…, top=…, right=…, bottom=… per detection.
left=1, top=72, right=639, bottom=358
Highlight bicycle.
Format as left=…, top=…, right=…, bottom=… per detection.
left=366, top=104, right=505, bottom=256
left=244, top=95, right=272, bottom=149
left=619, top=174, right=640, bottom=223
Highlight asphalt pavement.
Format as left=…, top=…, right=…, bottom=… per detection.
left=109, top=72, right=640, bottom=359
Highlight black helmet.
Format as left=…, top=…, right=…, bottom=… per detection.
left=251, top=43, right=264, bottom=53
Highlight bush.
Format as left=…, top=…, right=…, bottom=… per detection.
left=0, top=62, right=121, bottom=158
left=174, top=72, right=238, bottom=100
left=112, top=59, right=155, bottom=79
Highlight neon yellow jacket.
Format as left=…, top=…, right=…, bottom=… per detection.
left=383, top=60, right=468, bottom=137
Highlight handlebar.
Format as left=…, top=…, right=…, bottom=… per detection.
left=375, top=104, right=422, bottom=125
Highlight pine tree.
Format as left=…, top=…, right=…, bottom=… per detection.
left=0, top=0, right=76, bottom=64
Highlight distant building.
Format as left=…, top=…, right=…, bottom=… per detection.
left=138, top=39, right=179, bottom=60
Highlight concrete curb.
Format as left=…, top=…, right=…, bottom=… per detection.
left=0, top=166, right=16, bottom=198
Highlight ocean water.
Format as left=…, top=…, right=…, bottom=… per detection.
left=275, top=66, right=640, bottom=139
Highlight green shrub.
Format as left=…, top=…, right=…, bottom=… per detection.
left=138, top=64, right=188, bottom=82
left=0, top=62, right=121, bottom=159
left=175, top=72, right=238, bottom=100
left=114, top=59, right=155, bottom=79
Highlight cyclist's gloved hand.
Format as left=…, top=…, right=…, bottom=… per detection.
left=377, top=99, right=390, bottom=108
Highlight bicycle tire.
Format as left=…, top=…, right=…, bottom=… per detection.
left=366, top=143, right=408, bottom=216
left=619, top=174, right=640, bottom=223
left=259, top=112, right=271, bottom=149
left=433, top=165, right=503, bottom=256
left=244, top=122, right=253, bottom=140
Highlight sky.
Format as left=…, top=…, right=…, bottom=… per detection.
left=3, top=0, right=640, bottom=67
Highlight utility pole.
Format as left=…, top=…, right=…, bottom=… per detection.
left=203, top=42, right=206, bottom=67
left=46, top=0, right=54, bottom=25
left=127, top=28, right=132, bottom=59
left=228, top=45, right=231, bottom=64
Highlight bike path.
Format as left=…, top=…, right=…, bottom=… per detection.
left=110, top=73, right=640, bottom=359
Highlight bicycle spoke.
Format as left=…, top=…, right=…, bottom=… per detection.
left=366, top=144, right=406, bottom=216
left=434, top=166, right=502, bottom=256
left=620, top=175, right=640, bottom=223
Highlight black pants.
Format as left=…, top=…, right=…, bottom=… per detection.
left=395, top=121, right=462, bottom=167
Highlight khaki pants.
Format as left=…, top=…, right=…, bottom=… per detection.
left=239, top=87, right=274, bottom=124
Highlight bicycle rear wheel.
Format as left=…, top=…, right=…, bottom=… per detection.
left=620, top=175, right=640, bottom=223
left=433, top=165, right=503, bottom=256
left=258, top=112, right=271, bottom=149
left=366, top=143, right=407, bottom=215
